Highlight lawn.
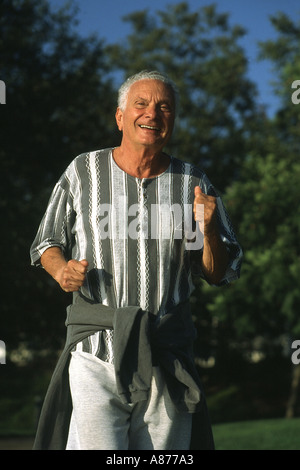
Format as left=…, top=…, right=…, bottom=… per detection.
left=212, top=418, right=300, bottom=450
left=0, top=418, right=299, bottom=450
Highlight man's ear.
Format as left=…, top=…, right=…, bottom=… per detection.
left=115, top=107, right=123, bottom=131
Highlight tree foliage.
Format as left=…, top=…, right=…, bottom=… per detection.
left=205, top=148, right=300, bottom=341
left=258, top=12, right=300, bottom=152
left=204, top=12, right=300, bottom=358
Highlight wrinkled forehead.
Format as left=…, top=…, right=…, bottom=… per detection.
left=128, top=79, right=176, bottom=105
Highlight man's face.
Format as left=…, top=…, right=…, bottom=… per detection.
left=115, top=79, right=176, bottom=153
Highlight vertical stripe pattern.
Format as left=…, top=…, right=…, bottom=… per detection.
left=30, top=148, right=243, bottom=363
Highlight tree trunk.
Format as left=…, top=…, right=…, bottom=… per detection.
left=286, top=364, right=300, bottom=418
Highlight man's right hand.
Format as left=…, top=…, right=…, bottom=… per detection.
left=40, top=247, right=89, bottom=292
left=58, top=259, right=89, bottom=292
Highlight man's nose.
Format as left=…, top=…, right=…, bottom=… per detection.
left=145, top=104, right=159, bottom=119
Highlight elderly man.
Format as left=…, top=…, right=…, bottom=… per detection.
left=30, top=70, right=242, bottom=450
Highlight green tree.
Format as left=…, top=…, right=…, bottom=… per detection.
left=0, top=0, right=118, bottom=356
left=258, top=12, right=300, bottom=151
left=259, top=12, right=300, bottom=418
left=106, top=2, right=261, bottom=191
left=206, top=145, right=300, bottom=340
left=202, top=11, right=300, bottom=418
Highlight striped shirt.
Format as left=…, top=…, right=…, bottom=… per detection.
left=30, top=148, right=242, bottom=362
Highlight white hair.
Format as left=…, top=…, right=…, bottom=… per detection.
left=117, top=70, right=179, bottom=111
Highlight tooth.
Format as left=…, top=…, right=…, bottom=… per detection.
left=140, top=125, right=159, bottom=130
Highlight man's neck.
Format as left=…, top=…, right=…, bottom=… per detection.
left=113, top=145, right=170, bottom=179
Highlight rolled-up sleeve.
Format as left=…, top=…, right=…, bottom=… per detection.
left=214, top=195, right=243, bottom=286
left=30, top=178, right=75, bottom=267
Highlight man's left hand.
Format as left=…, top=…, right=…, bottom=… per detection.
left=193, top=186, right=218, bottom=237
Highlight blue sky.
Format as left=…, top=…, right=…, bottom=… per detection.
left=52, top=0, right=300, bottom=116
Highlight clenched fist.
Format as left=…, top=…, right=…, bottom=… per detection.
left=58, top=259, right=89, bottom=292
left=40, top=247, right=89, bottom=293
left=193, top=186, right=217, bottom=237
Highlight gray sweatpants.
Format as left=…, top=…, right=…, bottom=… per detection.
left=66, top=351, right=192, bottom=450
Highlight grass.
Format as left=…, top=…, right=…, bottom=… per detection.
left=0, top=418, right=299, bottom=450
left=212, top=418, right=300, bottom=450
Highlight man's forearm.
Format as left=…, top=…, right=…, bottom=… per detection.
left=40, top=246, right=68, bottom=283
left=40, top=246, right=89, bottom=292
left=201, top=231, right=229, bottom=284
left=193, top=186, right=229, bottom=284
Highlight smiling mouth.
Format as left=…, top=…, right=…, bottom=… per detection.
left=139, top=124, right=161, bottom=131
